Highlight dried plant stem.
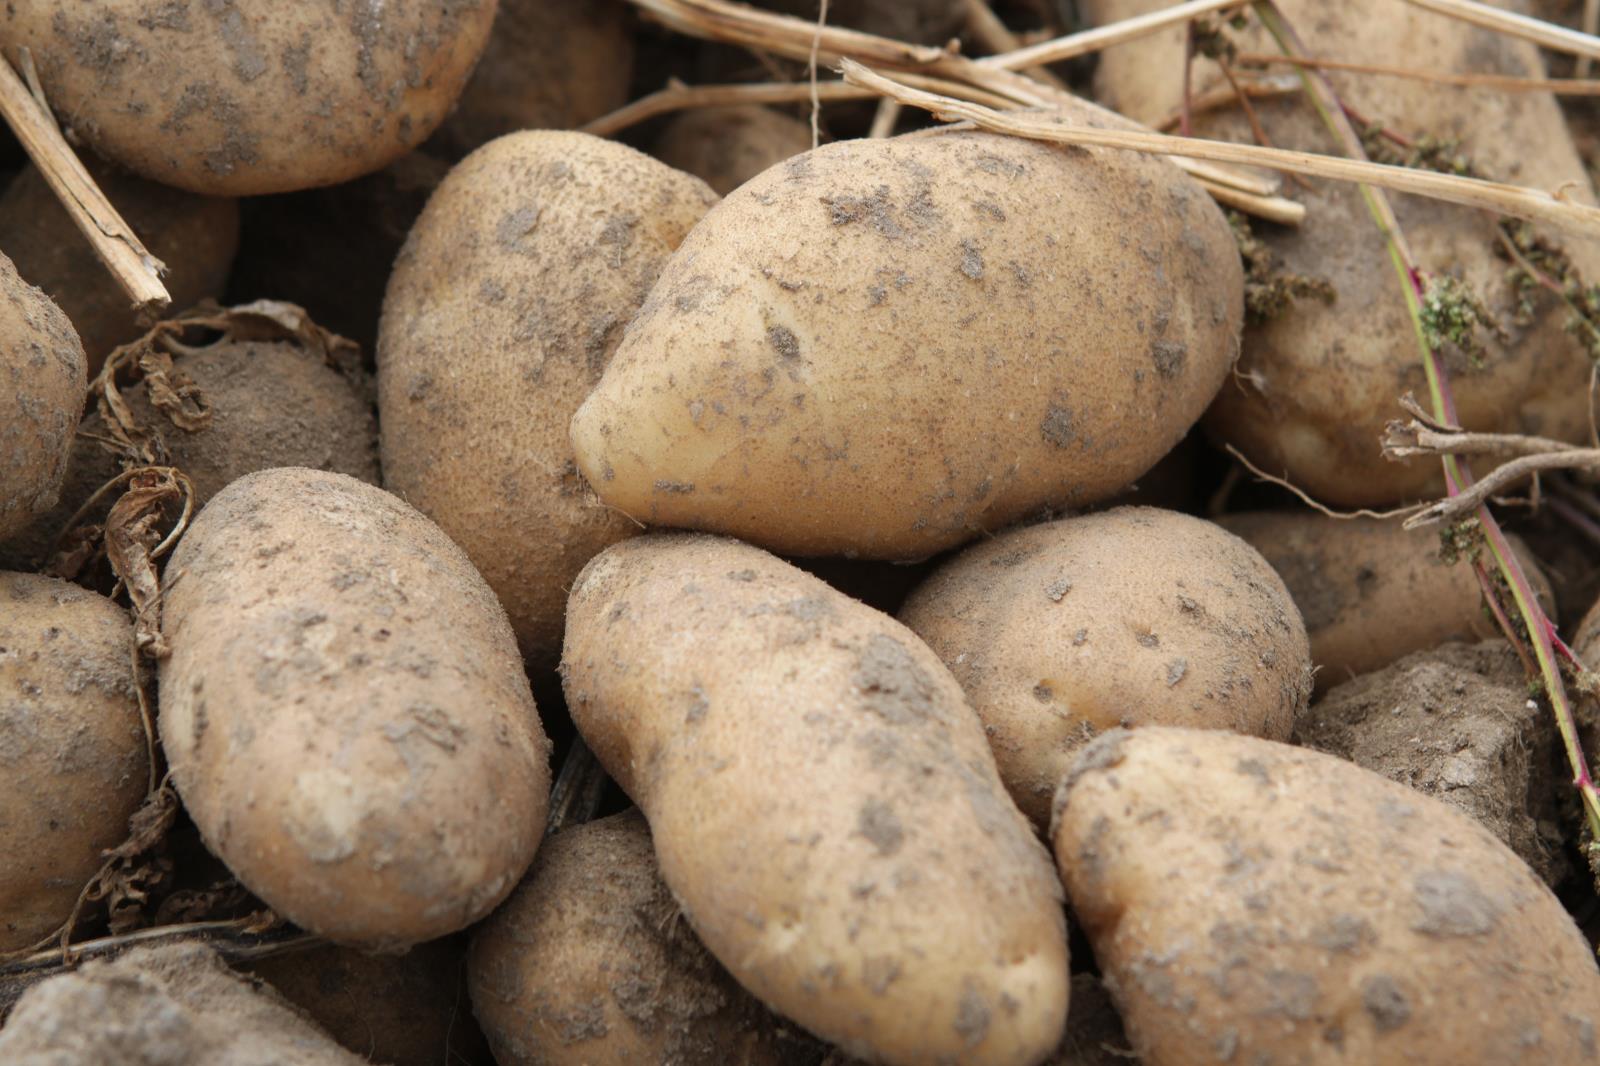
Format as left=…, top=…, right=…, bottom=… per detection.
left=1403, top=452, right=1600, bottom=526
left=0, top=52, right=170, bottom=317
left=962, top=0, right=1070, bottom=90
left=868, top=98, right=902, bottom=138
left=1236, top=52, right=1600, bottom=94
left=1401, top=0, right=1600, bottom=62
left=976, top=0, right=1247, bottom=70
left=1153, top=75, right=1303, bottom=130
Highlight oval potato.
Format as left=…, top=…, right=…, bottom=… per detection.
left=654, top=106, right=814, bottom=196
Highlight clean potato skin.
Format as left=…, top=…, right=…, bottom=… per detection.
left=470, top=811, right=822, bottom=1066
left=379, top=131, right=717, bottom=666
left=0, top=573, right=145, bottom=953
left=158, top=468, right=551, bottom=950
left=3, top=1, right=496, bottom=195
left=571, top=103, right=1244, bottom=560
left=900, top=508, right=1310, bottom=827
left=654, top=106, right=815, bottom=196
left=1053, top=728, right=1600, bottom=1065
left=562, top=534, right=1070, bottom=1066
left=0, top=254, right=84, bottom=541
left=1086, top=0, right=1600, bottom=506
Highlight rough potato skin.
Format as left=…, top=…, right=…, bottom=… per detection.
left=470, top=811, right=825, bottom=1066
left=1086, top=0, right=1600, bottom=506
left=900, top=507, right=1310, bottom=827
left=3, top=1, right=497, bottom=196
left=379, top=131, right=717, bottom=665
left=158, top=469, right=551, bottom=950
left=654, top=106, right=815, bottom=196
left=1219, top=511, right=1552, bottom=690
left=435, top=0, right=634, bottom=155
left=0, top=943, right=367, bottom=1066
left=570, top=111, right=1243, bottom=559
left=0, top=254, right=84, bottom=541
left=562, top=534, right=1070, bottom=1066
left=0, top=573, right=144, bottom=953
left=0, top=163, right=238, bottom=373
left=1052, top=728, right=1600, bottom=1065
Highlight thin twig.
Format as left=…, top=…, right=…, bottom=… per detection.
left=1153, top=74, right=1303, bottom=130
left=1236, top=51, right=1600, bottom=94
left=975, top=0, right=1248, bottom=70
left=808, top=0, right=830, bottom=149
left=1404, top=452, right=1600, bottom=527
left=962, top=0, right=1070, bottom=89
left=0, top=52, right=170, bottom=317
left=1584, top=0, right=1600, bottom=78
left=1401, top=0, right=1600, bottom=62
left=1225, top=444, right=1424, bottom=520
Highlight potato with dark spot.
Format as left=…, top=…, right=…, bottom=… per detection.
left=0, top=255, right=84, bottom=542
left=1218, top=511, right=1552, bottom=690
left=1053, top=728, right=1600, bottom=1065
left=158, top=468, right=551, bottom=950
left=2, top=1, right=497, bottom=195
left=562, top=534, right=1069, bottom=1066
left=470, top=811, right=823, bottom=1066
left=379, top=131, right=717, bottom=665
left=0, top=162, right=238, bottom=374
left=901, top=507, right=1310, bottom=827
left=570, top=103, right=1244, bottom=559
left=0, top=573, right=145, bottom=953
left=654, top=106, right=814, bottom=196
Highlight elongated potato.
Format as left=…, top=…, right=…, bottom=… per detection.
left=1, top=255, right=84, bottom=541
left=901, top=508, right=1310, bottom=827
left=158, top=469, right=550, bottom=949
left=653, top=106, right=814, bottom=195
left=470, top=811, right=822, bottom=1066
left=1053, top=728, right=1600, bottom=1065
left=1086, top=0, right=1600, bottom=506
left=563, top=534, right=1069, bottom=1066
left=570, top=103, right=1244, bottom=560
left=1, top=573, right=145, bottom=952
left=379, top=131, right=716, bottom=665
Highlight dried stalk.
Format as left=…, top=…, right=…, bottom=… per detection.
left=1403, top=452, right=1600, bottom=526
left=975, top=0, right=1248, bottom=70
left=962, top=0, right=1070, bottom=90
left=1153, top=75, right=1303, bottom=130
left=1236, top=52, right=1600, bottom=94
left=1401, top=0, right=1600, bottom=62
left=1584, top=0, right=1599, bottom=78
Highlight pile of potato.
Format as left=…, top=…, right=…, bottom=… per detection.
left=5, top=1, right=1600, bottom=1064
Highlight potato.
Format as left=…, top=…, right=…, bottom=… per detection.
left=0, top=943, right=365, bottom=1065
left=435, top=0, right=634, bottom=155
left=1086, top=0, right=1600, bottom=506
left=654, top=106, right=814, bottom=196
left=1052, top=727, right=1600, bottom=1065
left=158, top=468, right=551, bottom=949
left=900, top=507, right=1310, bottom=827
left=571, top=106, right=1244, bottom=560
left=249, top=938, right=489, bottom=1066
left=750, top=0, right=966, bottom=44
left=3, top=1, right=496, bottom=196
left=379, top=131, right=716, bottom=664
left=470, top=810, right=823, bottom=1065
left=0, top=573, right=145, bottom=952
left=1218, top=511, right=1552, bottom=689
left=0, top=162, right=238, bottom=373
left=0, top=254, right=84, bottom=541
left=1300, top=640, right=1568, bottom=886
left=562, top=533, right=1069, bottom=1066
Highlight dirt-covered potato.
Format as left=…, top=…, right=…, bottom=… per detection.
left=0, top=943, right=365, bottom=1065
left=470, top=810, right=822, bottom=1066
left=563, top=534, right=1069, bottom=1066
left=1299, top=640, right=1568, bottom=886
left=1053, top=728, right=1600, bottom=1065
left=653, top=106, right=814, bottom=195
left=0, top=573, right=144, bottom=953
left=0, top=163, right=238, bottom=373
left=0, top=255, right=84, bottom=542
left=158, top=469, right=551, bottom=950
left=435, top=0, right=634, bottom=156
left=750, top=0, right=966, bottom=44
left=249, top=938, right=489, bottom=1066
left=1086, top=0, right=1600, bottom=506
left=900, top=507, right=1310, bottom=827
left=379, top=131, right=716, bottom=665
left=3, top=1, right=496, bottom=195
left=571, top=103, right=1244, bottom=560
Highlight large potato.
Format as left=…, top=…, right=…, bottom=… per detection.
left=470, top=810, right=822, bottom=1066
left=0, top=573, right=145, bottom=952
left=1053, top=728, right=1600, bottom=1064
left=0, top=254, right=84, bottom=541
left=562, top=534, right=1069, bottom=1066
left=1086, top=0, right=1600, bottom=506
left=1219, top=511, right=1551, bottom=689
left=2, top=1, right=496, bottom=195
left=571, top=106, right=1244, bottom=559
left=654, top=106, right=814, bottom=196
left=379, top=131, right=716, bottom=665
left=158, top=468, right=550, bottom=949
left=900, top=507, right=1310, bottom=827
